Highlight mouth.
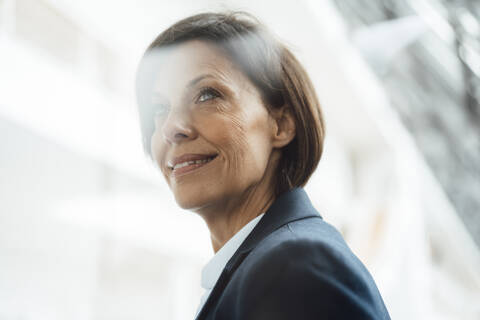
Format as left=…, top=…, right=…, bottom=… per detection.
left=167, top=154, right=218, bottom=177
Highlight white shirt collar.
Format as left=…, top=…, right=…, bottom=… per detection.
left=201, top=213, right=265, bottom=290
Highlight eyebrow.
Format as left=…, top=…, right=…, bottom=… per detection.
left=152, top=74, right=218, bottom=98
left=186, top=74, right=217, bottom=88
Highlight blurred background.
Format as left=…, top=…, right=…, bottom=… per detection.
left=1, top=0, right=479, bottom=319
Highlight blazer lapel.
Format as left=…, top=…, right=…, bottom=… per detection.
left=195, top=188, right=321, bottom=320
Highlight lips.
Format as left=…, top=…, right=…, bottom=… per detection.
left=167, top=153, right=218, bottom=177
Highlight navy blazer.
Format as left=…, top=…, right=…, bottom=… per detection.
left=195, top=188, right=391, bottom=319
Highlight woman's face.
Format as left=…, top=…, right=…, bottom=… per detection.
left=149, top=40, right=278, bottom=212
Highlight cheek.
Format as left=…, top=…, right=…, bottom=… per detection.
left=222, top=114, right=250, bottom=171
left=150, top=131, right=162, bottom=158
left=150, top=131, right=169, bottom=174
left=204, top=108, right=272, bottom=178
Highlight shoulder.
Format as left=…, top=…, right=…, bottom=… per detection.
left=245, top=216, right=359, bottom=277
left=232, top=217, right=390, bottom=319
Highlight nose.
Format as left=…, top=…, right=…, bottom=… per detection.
left=161, top=109, right=197, bottom=144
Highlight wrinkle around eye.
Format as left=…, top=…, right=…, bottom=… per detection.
left=196, top=87, right=222, bottom=103
left=193, top=77, right=237, bottom=100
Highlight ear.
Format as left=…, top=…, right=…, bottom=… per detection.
left=270, top=106, right=296, bottom=148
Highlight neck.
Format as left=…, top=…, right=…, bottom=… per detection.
left=198, top=177, right=276, bottom=253
left=196, top=150, right=282, bottom=253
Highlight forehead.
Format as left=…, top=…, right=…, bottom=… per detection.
left=150, top=40, right=243, bottom=93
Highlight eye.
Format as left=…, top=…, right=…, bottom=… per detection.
left=197, top=87, right=221, bottom=103
left=151, top=102, right=170, bottom=120
left=150, top=93, right=170, bottom=119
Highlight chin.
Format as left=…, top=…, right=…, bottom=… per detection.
left=173, top=194, right=199, bottom=210
left=173, top=183, right=235, bottom=216
left=172, top=185, right=216, bottom=212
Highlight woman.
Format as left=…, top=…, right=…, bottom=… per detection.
left=136, top=12, right=390, bottom=320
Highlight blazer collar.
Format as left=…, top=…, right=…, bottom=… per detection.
left=227, top=187, right=321, bottom=268
left=196, top=187, right=321, bottom=320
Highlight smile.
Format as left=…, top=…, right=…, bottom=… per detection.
left=168, top=154, right=217, bottom=177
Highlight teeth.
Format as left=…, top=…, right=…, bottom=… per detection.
left=172, top=157, right=214, bottom=170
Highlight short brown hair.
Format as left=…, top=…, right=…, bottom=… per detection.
left=136, top=12, right=325, bottom=196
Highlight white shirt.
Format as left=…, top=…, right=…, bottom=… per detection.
left=195, top=213, right=265, bottom=317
